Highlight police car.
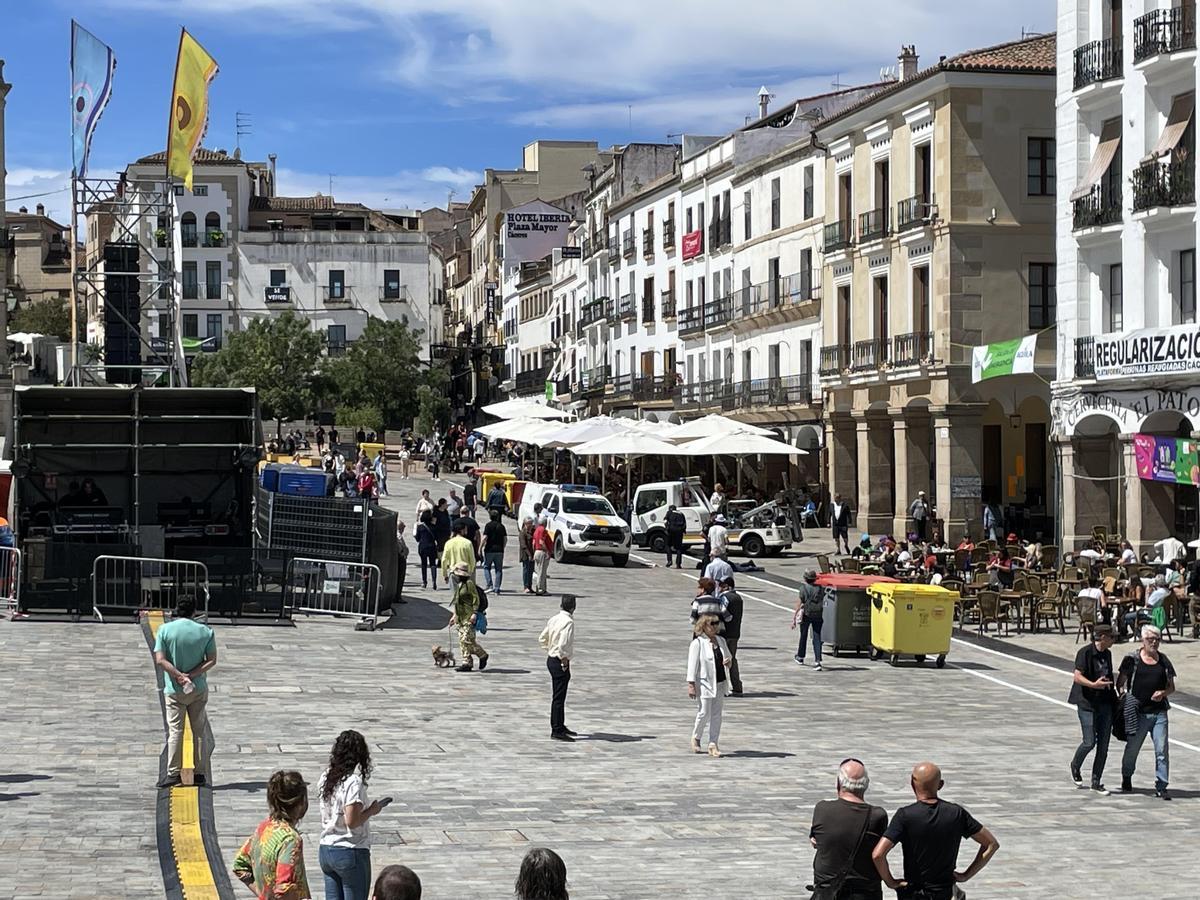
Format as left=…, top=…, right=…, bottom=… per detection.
left=518, top=483, right=631, bottom=567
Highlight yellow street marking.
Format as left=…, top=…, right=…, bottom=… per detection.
left=169, top=787, right=219, bottom=899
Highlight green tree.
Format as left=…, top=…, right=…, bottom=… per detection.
left=324, top=317, right=432, bottom=428
left=12, top=298, right=73, bottom=340
left=191, top=310, right=325, bottom=435
left=416, top=383, right=450, bottom=436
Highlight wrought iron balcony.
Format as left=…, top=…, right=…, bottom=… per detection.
left=676, top=378, right=730, bottom=410
left=897, top=195, right=936, bottom=232
left=642, top=226, right=655, bottom=258
left=1075, top=336, right=1096, bottom=379
left=662, top=220, right=676, bottom=248
left=1072, top=184, right=1123, bottom=230
left=823, top=220, right=852, bottom=253
left=851, top=337, right=889, bottom=372
left=893, top=331, right=933, bottom=367
left=1134, top=3, right=1196, bottom=63
left=632, top=374, right=678, bottom=402
left=661, top=289, right=677, bottom=320
left=1131, top=158, right=1195, bottom=212
left=819, top=344, right=849, bottom=377
left=515, top=365, right=552, bottom=395
left=607, top=238, right=621, bottom=261
left=580, top=297, right=608, bottom=327
left=618, top=293, right=637, bottom=321
left=735, top=272, right=820, bottom=318
left=707, top=216, right=732, bottom=251
left=380, top=284, right=412, bottom=302
left=181, top=230, right=198, bottom=248
left=322, top=285, right=352, bottom=305
left=703, top=295, right=733, bottom=330
left=612, top=372, right=633, bottom=396
left=678, top=306, right=706, bottom=337
left=641, top=294, right=656, bottom=322
left=579, top=365, right=610, bottom=395
left=1074, top=36, right=1123, bottom=90
left=858, top=208, right=890, bottom=242
left=622, top=231, right=636, bottom=258
left=556, top=376, right=572, bottom=398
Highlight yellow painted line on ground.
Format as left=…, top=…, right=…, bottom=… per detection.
left=169, top=787, right=220, bottom=899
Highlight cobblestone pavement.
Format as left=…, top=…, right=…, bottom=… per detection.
left=3, top=470, right=1200, bottom=898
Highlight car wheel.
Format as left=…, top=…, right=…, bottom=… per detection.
left=648, top=531, right=668, bottom=554
left=741, top=534, right=766, bottom=557
left=611, top=554, right=629, bottom=568
left=553, top=534, right=567, bottom=563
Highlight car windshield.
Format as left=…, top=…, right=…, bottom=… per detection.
left=563, top=496, right=617, bottom=515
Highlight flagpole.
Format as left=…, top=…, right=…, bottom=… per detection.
left=69, top=175, right=79, bottom=384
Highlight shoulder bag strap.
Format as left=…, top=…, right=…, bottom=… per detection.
left=827, top=807, right=873, bottom=895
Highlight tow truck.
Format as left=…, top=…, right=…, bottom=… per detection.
left=630, top=477, right=795, bottom=558
left=517, top=483, right=631, bottom=567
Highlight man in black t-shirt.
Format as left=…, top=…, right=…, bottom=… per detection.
left=463, top=475, right=478, bottom=516
left=482, top=509, right=508, bottom=593
left=454, top=509, right=482, bottom=560
left=1069, top=623, right=1117, bottom=793
left=717, top=576, right=745, bottom=695
left=873, top=762, right=999, bottom=900
left=809, top=759, right=888, bottom=899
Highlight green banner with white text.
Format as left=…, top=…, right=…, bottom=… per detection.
left=971, top=335, right=1036, bottom=383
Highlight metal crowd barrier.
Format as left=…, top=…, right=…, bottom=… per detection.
left=92, top=555, right=211, bottom=623
left=0, top=546, right=20, bottom=614
left=285, top=557, right=381, bottom=630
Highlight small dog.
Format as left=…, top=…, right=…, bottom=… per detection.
left=431, top=645, right=456, bottom=668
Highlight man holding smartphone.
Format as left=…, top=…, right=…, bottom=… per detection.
left=1068, top=623, right=1118, bottom=794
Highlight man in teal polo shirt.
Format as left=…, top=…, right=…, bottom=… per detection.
left=153, top=596, right=217, bottom=788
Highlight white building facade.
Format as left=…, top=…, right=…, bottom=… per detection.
left=1055, top=0, right=1199, bottom=549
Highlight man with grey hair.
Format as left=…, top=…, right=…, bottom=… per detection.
left=1122, top=574, right=1169, bottom=641
left=808, top=758, right=889, bottom=899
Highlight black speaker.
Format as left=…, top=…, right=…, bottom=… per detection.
left=103, top=242, right=141, bottom=384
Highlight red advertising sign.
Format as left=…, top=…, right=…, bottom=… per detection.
left=681, top=228, right=704, bottom=260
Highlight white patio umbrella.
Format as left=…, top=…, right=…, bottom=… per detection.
left=474, top=417, right=562, bottom=442
left=663, top=413, right=776, bottom=442
left=540, top=415, right=639, bottom=448
left=675, top=429, right=807, bottom=496
left=480, top=398, right=571, bottom=420
left=571, top=430, right=684, bottom=499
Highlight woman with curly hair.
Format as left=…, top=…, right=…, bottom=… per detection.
left=515, top=847, right=569, bottom=900
left=232, top=770, right=310, bottom=899
left=318, top=729, right=387, bottom=900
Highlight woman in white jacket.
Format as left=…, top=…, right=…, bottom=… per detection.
left=687, top=614, right=733, bottom=757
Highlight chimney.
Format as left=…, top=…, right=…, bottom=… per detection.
left=268, top=153, right=278, bottom=198
left=36, top=203, right=44, bottom=216
left=757, top=86, right=771, bottom=120
left=899, top=45, right=919, bottom=81
left=18, top=206, right=27, bottom=214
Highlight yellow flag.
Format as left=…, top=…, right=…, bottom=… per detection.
left=166, top=29, right=218, bottom=191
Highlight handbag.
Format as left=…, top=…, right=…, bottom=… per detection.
left=1112, top=654, right=1139, bottom=742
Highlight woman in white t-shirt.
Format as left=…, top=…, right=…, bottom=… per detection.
left=318, top=730, right=385, bottom=900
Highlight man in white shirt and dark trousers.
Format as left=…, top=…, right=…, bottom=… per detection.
left=539, top=595, right=577, bottom=742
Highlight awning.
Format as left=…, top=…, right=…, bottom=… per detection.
left=1070, top=118, right=1122, bottom=201
left=1143, top=92, right=1195, bottom=163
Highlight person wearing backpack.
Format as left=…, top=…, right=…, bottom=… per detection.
left=791, top=569, right=826, bottom=671
left=448, top=563, right=489, bottom=673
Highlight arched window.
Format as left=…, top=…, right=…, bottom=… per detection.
left=180, top=212, right=197, bottom=247
left=204, top=212, right=222, bottom=246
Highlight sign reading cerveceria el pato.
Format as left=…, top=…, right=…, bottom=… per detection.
left=970, top=335, right=1037, bottom=383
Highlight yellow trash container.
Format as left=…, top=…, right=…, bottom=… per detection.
left=480, top=472, right=516, bottom=507
left=867, top=583, right=957, bottom=668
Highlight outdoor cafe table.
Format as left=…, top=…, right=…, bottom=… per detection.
left=999, top=590, right=1035, bottom=633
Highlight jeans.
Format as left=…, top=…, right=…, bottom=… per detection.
left=798, top=618, right=823, bottom=663
left=667, top=532, right=684, bottom=568
left=164, top=689, right=210, bottom=777
left=483, top=550, right=504, bottom=591
left=1071, top=703, right=1113, bottom=782
left=319, top=844, right=371, bottom=900
left=419, top=548, right=438, bottom=588
left=547, top=656, right=570, bottom=733
left=1122, top=609, right=1150, bottom=640
left=522, top=558, right=534, bottom=590
left=1122, top=709, right=1170, bottom=789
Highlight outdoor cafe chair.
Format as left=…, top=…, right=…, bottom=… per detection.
left=1034, top=583, right=1065, bottom=634
left=1075, top=597, right=1097, bottom=644
left=977, top=590, right=1010, bottom=636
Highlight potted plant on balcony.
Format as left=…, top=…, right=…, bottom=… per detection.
left=207, top=229, right=225, bottom=246
left=154, top=227, right=168, bottom=245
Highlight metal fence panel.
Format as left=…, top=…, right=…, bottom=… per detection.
left=92, top=555, right=210, bottom=622
left=256, top=484, right=369, bottom=562
left=0, top=547, right=20, bottom=613
left=285, top=557, right=381, bottom=629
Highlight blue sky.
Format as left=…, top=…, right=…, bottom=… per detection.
left=5, top=0, right=1054, bottom=224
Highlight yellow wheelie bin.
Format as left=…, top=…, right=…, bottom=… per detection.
left=867, top=583, right=956, bottom=668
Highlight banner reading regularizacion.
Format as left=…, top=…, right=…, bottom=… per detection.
left=1133, top=433, right=1200, bottom=486
left=1094, top=325, right=1200, bottom=380
left=970, top=334, right=1037, bottom=383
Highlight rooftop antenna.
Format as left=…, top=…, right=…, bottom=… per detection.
left=328, top=173, right=335, bottom=196
left=235, top=111, right=252, bottom=154
left=831, top=73, right=846, bottom=90
left=627, top=104, right=633, bottom=141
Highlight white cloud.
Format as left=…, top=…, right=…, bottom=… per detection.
left=4, top=167, right=72, bottom=224
left=275, top=164, right=479, bottom=211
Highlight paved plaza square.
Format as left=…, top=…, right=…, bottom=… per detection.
left=3, top=473, right=1200, bottom=899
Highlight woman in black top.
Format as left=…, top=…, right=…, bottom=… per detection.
left=1117, top=624, right=1176, bottom=799
left=432, top=499, right=452, bottom=559
left=415, top=510, right=440, bottom=590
